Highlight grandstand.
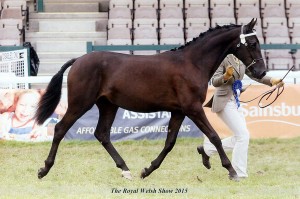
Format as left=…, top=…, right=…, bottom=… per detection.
left=0, top=0, right=300, bottom=86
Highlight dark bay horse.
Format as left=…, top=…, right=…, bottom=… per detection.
left=35, top=18, right=266, bottom=181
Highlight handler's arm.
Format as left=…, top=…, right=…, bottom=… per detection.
left=211, top=61, right=234, bottom=87
left=245, top=68, right=272, bottom=86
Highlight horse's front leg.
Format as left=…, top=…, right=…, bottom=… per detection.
left=184, top=102, right=238, bottom=181
left=141, top=112, right=185, bottom=179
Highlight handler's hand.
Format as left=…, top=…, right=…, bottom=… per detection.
left=270, top=78, right=284, bottom=87
left=224, top=65, right=234, bottom=81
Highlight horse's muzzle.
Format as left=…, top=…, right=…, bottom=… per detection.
left=259, top=71, right=267, bottom=79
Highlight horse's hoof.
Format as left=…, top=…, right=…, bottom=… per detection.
left=228, top=174, right=240, bottom=182
left=197, top=146, right=211, bottom=169
left=38, top=168, right=47, bottom=179
left=121, top=170, right=132, bottom=180
left=140, top=168, right=148, bottom=179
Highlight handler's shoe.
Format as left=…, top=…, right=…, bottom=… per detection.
left=197, top=146, right=211, bottom=169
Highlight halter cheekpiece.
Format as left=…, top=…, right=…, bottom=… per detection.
left=237, top=25, right=257, bottom=47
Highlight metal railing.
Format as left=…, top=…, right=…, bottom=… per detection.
left=87, top=42, right=300, bottom=54
left=36, top=0, right=44, bottom=12
left=86, top=42, right=180, bottom=53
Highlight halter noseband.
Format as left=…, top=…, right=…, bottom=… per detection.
left=237, top=25, right=263, bottom=70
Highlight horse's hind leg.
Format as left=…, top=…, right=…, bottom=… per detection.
left=94, top=99, right=131, bottom=180
left=141, top=112, right=185, bottom=179
left=38, top=104, right=92, bottom=179
left=185, top=103, right=238, bottom=181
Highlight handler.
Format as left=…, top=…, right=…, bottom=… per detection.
left=198, top=54, right=284, bottom=178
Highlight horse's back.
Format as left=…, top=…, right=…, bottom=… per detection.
left=70, top=51, right=184, bottom=80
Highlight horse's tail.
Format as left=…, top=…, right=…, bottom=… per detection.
left=35, top=58, right=77, bottom=125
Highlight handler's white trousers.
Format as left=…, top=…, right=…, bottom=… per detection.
left=203, top=99, right=250, bottom=178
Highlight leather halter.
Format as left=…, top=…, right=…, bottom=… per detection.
left=237, top=25, right=257, bottom=46
left=237, top=25, right=263, bottom=70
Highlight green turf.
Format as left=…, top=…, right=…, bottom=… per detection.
left=0, top=137, right=299, bottom=199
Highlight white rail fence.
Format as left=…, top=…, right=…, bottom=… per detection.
left=0, top=76, right=68, bottom=89
left=1, top=47, right=300, bottom=88
left=0, top=71, right=299, bottom=89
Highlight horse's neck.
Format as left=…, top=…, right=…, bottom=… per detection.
left=187, top=29, right=240, bottom=79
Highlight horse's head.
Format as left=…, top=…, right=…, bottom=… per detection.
left=232, top=18, right=266, bottom=79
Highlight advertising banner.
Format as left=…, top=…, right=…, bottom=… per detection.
left=0, top=89, right=56, bottom=141
left=0, top=85, right=299, bottom=142
left=64, top=107, right=201, bottom=141
left=204, top=84, right=300, bottom=138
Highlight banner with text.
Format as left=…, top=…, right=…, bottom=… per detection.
left=1, top=85, right=299, bottom=141
left=65, top=108, right=201, bottom=141
left=204, top=84, right=300, bottom=138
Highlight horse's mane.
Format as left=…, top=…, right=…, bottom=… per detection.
left=170, top=24, right=240, bottom=51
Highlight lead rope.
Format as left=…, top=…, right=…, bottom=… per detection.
left=240, top=65, right=295, bottom=108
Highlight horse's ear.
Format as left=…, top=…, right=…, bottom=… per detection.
left=247, top=18, right=257, bottom=30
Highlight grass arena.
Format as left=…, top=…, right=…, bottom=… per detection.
left=1, top=0, right=300, bottom=199
left=1, top=138, right=299, bottom=198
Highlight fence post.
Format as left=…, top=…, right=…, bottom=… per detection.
left=37, top=0, right=44, bottom=12
left=86, top=42, right=93, bottom=53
